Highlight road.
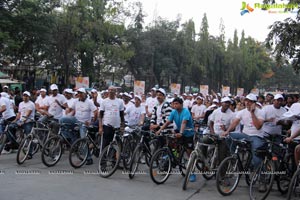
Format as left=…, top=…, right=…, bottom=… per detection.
left=0, top=152, right=288, bottom=200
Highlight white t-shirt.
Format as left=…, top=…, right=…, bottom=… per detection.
left=0, top=97, right=16, bottom=120
left=100, top=98, right=124, bottom=128
left=191, top=104, right=206, bottom=119
left=19, top=101, right=35, bottom=120
left=183, top=99, right=192, bottom=109
left=46, top=94, right=67, bottom=119
left=210, top=108, right=234, bottom=135
left=125, top=105, right=146, bottom=126
left=63, top=98, right=76, bottom=116
left=146, top=97, right=158, bottom=114
left=72, top=98, right=97, bottom=123
left=35, top=95, right=49, bottom=108
left=123, top=101, right=134, bottom=122
left=235, top=108, right=265, bottom=137
left=262, top=105, right=286, bottom=135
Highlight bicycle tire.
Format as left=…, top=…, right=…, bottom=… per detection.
left=98, top=143, right=121, bottom=178
left=178, top=147, right=189, bottom=177
left=129, top=144, right=143, bottom=179
left=216, top=156, right=241, bottom=196
left=149, top=148, right=171, bottom=184
left=122, top=137, right=134, bottom=170
left=182, top=152, right=196, bottom=190
left=249, top=159, right=275, bottom=200
left=16, top=136, right=32, bottom=165
left=203, top=146, right=217, bottom=180
left=41, top=136, right=62, bottom=167
left=0, top=133, right=7, bottom=155
left=286, top=168, right=300, bottom=200
left=69, top=138, right=89, bottom=168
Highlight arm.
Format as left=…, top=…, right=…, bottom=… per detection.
left=98, top=110, right=104, bottom=135
left=209, top=120, right=215, bottom=134
left=222, top=118, right=241, bottom=136
left=156, top=120, right=172, bottom=135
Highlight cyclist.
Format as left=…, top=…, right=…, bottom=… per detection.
left=145, top=88, right=157, bottom=118
left=156, top=97, right=194, bottom=181
left=125, top=95, right=145, bottom=127
left=99, top=86, right=125, bottom=149
left=35, top=88, right=49, bottom=119
left=191, top=96, right=206, bottom=124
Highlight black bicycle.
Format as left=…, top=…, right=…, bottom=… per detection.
left=216, top=136, right=252, bottom=196
left=69, top=125, right=100, bottom=168
left=287, top=141, right=300, bottom=200
left=149, top=133, right=189, bottom=184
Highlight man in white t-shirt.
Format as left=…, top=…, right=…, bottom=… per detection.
left=145, top=88, right=158, bottom=118
left=99, top=86, right=125, bottom=149
left=262, top=94, right=286, bottom=136
left=35, top=88, right=49, bottom=119
left=0, top=93, right=16, bottom=134
left=222, top=93, right=265, bottom=170
left=6, top=91, right=35, bottom=156
left=191, top=96, right=206, bottom=123
left=63, top=89, right=76, bottom=116
left=125, top=95, right=146, bottom=127
left=122, top=92, right=134, bottom=122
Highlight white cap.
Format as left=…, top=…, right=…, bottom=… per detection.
left=207, top=104, right=217, bottom=110
left=40, top=88, right=47, bottom=92
left=212, top=99, right=219, bottom=103
left=256, top=102, right=263, bottom=107
left=217, top=93, right=221, bottom=97
left=245, top=93, right=257, bottom=102
left=151, top=87, right=156, bottom=91
left=221, top=97, right=232, bottom=103
left=196, top=96, right=203, bottom=100
left=3, top=85, right=8, bottom=89
left=193, top=93, right=198, bottom=96
left=282, top=103, right=300, bottom=118
left=23, top=91, right=31, bottom=97
left=91, top=89, right=97, bottom=93
left=77, top=88, right=86, bottom=93
left=50, top=84, right=58, bottom=90
left=182, top=93, right=187, bottom=96
left=156, top=88, right=166, bottom=96
left=134, top=95, right=142, bottom=101
left=274, top=94, right=284, bottom=100
left=65, top=89, right=74, bottom=94
left=123, top=92, right=131, bottom=98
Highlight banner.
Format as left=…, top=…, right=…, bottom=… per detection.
left=184, top=86, right=190, bottom=93
left=251, top=88, right=259, bottom=96
left=222, top=86, right=230, bottom=97
left=237, top=88, right=244, bottom=97
left=200, top=85, right=209, bottom=96
left=75, top=77, right=89, bottom=88
left=134, top=80, right=145, bottom=96
left=170, top=83, right=181, bottom=94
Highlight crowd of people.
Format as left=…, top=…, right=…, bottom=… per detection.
left=1, top=84, right=300, bottom=186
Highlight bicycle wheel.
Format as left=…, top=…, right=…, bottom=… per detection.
left=16, top=136, right=32, bottom=165
left=0, top=133, right=7, bottom=155
left=249, top=160, right=275, bottom=200
left=122, top=137, right=134, bottom=170
left=216, top=156, right=241, bottom=196
left=182, top=152, right=197, bottom=190
left=98, top=143, right=121, bottom=178
left=69, top=138, right=89, bottom=168
left=41, top=136, right=62, bottom=167
left=129, top=144, right=143, bottom=179
left=145, top=138, right=159, bottom=166
left=203, top=146, right=217, bottom=180
left=287, top=168, right=300, bottom=200
left=149, top=148, right=171, bottom=184
left=178, top=148, right=189, bottom=177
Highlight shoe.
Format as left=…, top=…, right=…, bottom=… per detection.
left=86, top=159, right=93, bottom=165
left=189, top=174, right=196, bottom=182
left=1, top=148, right=12, bottom=154
left=27, top=154, right=33, bottom=160
left=258, top=183, right=267, bottom=193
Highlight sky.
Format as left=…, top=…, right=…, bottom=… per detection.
left=128, top=0, right=298, bottom=42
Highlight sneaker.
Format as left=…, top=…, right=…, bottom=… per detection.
left=259, top=183, right=267, bottom=193
left=86, top=159, right=93, bottom=165
left=27, top=154, right=33, bottom=160
left=189, top=174, right=196, bottom=182
left=1, top=148, right=12, bottom=154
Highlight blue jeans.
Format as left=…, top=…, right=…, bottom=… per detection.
left=226, top=132, right=266, bottom=170
left=59, top=116, right=92, bottom=160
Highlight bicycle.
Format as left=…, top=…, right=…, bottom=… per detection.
left=41, top=123, right=79, bottom=167
left=286, top=142, right=300, bottom=200
left=16, top=118, right=55, bottom=164
left=216, top=136, right=252, bottom=196
left=69, top=125, right=100, bottom=168
left=182, top=133, right=222, bottom=190
left=0, top=119, right=24, bottom=155
left=128, top=129, right=159, bottom=179
left=149, top=133, right=189, bottom=184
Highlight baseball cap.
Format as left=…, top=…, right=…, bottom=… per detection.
left=221, top=96, right=232, bottom=103
left=212, top=99, right=219, bottom=103
left=135, top=95, right=142, bottom=101
left=151, top=87, right=156, bottom=91
left=156, top=88, right=166, bottom=96
left=40, top=88, right=47, bottom=92
left=3, top=85, right=8, bottom=89
left=50, top=84, right=58, bottom=90
left=196, top=96, right=203, bottom=100
left=274, top=94, right=284, bottom=100
left=65, top=89, right=74, bottom=94
left=123, top=92, right=131, bottom=98
left=77, top=88, right=86, bottom=93
left=23, top=91, right=31, bottom=97
left=245, top=93, right=257, bottom=102
left=91, top=89, right=97, bottom=93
